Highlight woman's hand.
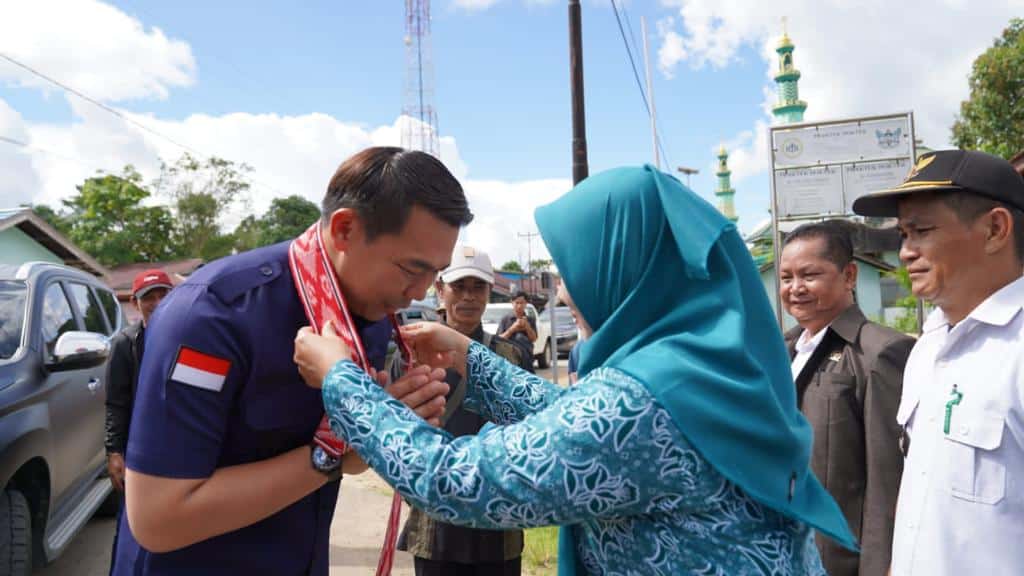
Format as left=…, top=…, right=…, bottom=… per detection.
left=399, top=322, right=472, bottom=377
left=294, top=322, right=352, bottom=389
left=294, top=322, right=450, bottom=426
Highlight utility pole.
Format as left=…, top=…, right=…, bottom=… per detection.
left=640, top=16, right=659, bottom=169
left=568, top=0, right=589, bottom=185
left=518, top=231, right=540, bottom=293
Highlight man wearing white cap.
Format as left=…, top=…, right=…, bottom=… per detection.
left=396, top=245, right=526, bottom=576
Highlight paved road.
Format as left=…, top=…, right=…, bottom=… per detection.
left=35, top=362, right=569, bottom=575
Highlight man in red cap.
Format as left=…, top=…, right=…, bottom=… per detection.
left=104, top=269, right=173, bottom=568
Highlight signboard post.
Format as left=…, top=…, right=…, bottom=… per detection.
left=768, top=112, right=916, bottom=326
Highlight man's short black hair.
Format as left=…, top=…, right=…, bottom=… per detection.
left=321, top=147, right=474, bottom=240
left=783, top=220, right=854, bottom=270
left=512, top=291, right=528, bottom=301
left=935, top=191, right=1024, bottom=265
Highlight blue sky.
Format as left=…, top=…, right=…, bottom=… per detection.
left=1, top=0, right=1020, bottom=265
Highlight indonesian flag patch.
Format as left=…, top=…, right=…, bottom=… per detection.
left=170, top=346, right=231, bottom=392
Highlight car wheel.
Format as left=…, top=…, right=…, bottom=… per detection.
left=536, top=342, right=551, bottom=369
left=0, top=489, right=32, bottom=576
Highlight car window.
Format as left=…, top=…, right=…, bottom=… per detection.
left=67, top=282, right=110, bottom=335
left=554, top=307, right=577, bottom=334
left=482, top=307, right=509, bottom=325
left=41, top=283, right=77, bottom=354
left=0, top=281, right=27, bottom=360
left=95, top=288, right=122, bottom=333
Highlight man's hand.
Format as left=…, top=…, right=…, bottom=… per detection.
left=382, top=365, right=449, bottom=426
left=107, top=453, right=125, bottom=491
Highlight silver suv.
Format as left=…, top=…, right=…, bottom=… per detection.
left=0, top=262, right=120, bottom=574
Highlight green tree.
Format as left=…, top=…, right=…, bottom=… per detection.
left=61, top=167, right=177, bottom=266
left=951, top=18, right=1024, bottom=158
left=500, top=260, right=524, bottom=273
left=529, top=259, right=553, bottom=272
left=29, top=204, right=71, bottom=235
left=883, top=267, right=920, bottom=334
left=155, top=153, right=252, bottom=260
left=231, top=215, right=263, bottom=253
left=258, top=195, right=320, bottom=246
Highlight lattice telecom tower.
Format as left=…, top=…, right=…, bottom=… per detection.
left=401, top=0, right=440, bottom=158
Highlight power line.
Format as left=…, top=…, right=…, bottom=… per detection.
left=0, top=134, right=117, bottom=171
left=608, top=1, right=672, bottom=169
left=609, top=1, right=651, bottom=118
left=0, top=52, right=286, bottom=198
left=0, top=53, right=207, bottom=158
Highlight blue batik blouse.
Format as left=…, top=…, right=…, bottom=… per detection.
left=323, top=341, right=826, bottom=575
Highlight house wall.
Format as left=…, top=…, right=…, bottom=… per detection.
left=0, top=228, right=64, bottom=266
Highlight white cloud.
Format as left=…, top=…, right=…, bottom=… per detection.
left=12, top=93, right=561, bottom=266
left=451, top=0, right=503, bottom=11
left=659, top=0, right=1024, bottom=190
left=461, top=178, right=571, bottom=265
left=715, top=119, right=770, bottom=183
left=0, top=0, right=195, bottom=102
left=0, top=99, right=42, bottom=207
left=656, top=17, right=687, bottom=78
left=1, top=0, right=569, bottom=269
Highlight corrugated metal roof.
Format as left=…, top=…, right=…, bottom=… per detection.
left=0, top=207, right=29, bottom=223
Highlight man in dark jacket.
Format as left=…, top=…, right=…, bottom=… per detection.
left=779, top=221, right=913, bottom=576
left=397, top=245, right=524, bottom=576
left=105, top=269, right=174, bottom=490
left=104, top=269, right=173, bottom=570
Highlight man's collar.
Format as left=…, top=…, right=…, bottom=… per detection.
left=828, top=304, right=866, bottom=344
left=924, top=275, right=1024, bottom=332
left=964, top=275, right=1024, bottom=327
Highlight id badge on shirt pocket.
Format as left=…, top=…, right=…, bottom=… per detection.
left=945, top=413, right=1007, bottom=505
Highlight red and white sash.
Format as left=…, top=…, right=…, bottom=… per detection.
left=289, top=222, right=409, bottom=576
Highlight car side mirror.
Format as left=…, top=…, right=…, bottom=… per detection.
left=46, top=331, right=110, bottom=372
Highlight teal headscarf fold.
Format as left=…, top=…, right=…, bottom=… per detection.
left=536, top=166, right=856, bottom=575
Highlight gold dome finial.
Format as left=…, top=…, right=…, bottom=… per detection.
left=777, top=16, right=793, bottom=48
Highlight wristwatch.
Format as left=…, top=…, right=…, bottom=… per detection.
left=310, top=443, right=343, bottom=483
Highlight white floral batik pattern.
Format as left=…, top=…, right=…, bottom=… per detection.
left=323, top=342, right=827, bottom=575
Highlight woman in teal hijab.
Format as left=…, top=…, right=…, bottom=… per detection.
left=296, top=166, right=855, bottom=575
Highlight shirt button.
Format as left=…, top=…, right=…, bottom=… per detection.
left=260, top=265, right=274, bottom=276
left=960, top=424, right=970, bottom=435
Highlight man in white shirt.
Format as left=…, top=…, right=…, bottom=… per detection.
left=853, top=149, right=1024, bottom=576
left=780, top=220, right=913, bottom=576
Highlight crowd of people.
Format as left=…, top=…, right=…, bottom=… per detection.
left=101, top=146, right=1024, bottom=576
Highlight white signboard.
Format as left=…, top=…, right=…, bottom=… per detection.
left=777, top=166, right=845, bottom=217
left=773, top=116, right=912, bottom=168
left=842, top=159, right=910, bottom=213
left=768, top=112, right=916, bottom=328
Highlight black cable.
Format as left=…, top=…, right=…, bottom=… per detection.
left=609, top=1, right=673, bottom=169
left=0, top=53, right=285, bottom=196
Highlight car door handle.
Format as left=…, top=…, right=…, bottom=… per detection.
left=87, top=378, right=101, bottom=394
